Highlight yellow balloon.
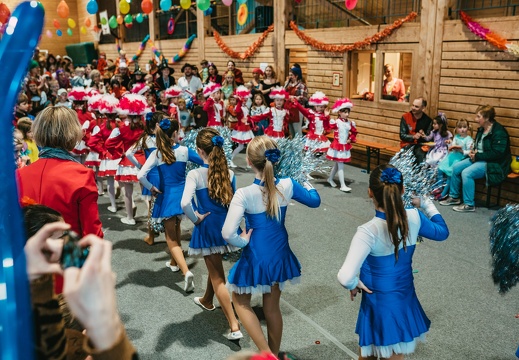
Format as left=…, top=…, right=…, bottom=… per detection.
left=67, top=18, right=76, bottom=28
left=80, top=26, right=87, bottom=34
left=119, top=0, right=130, bottom=14
left=180, top=0, right=191, bottom=10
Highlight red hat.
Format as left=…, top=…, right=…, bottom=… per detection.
left=118, top=93, right=148, bottom=115
left=68, top=87, right=89, bottom=101
left=164, top=85, right=182, bottom=99
left=234, top=85, right=251, bottom=101
left=203, top=82, right=222, bottom=98
left=88, top=93, right=103, bottom=112
left=270, top=86, right=288, bottom=100
left=98, top=94, right=120, bottom=114
left=331, top=98, right=353, bottom=113
left=131, top=82, right=150, bottom=96
left=308, top=91, right=329, bottom=106
left=252, top=68, right=264, bottom=76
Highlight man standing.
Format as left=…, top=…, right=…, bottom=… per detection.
left=177, top=63, right=203, bottom=102
left=399, top=97, right=432, bottom=163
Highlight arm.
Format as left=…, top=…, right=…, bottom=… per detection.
left=337, top=227, right=373, bottom=290
left=349, top=121, right=358, bottom=143
left=86, top=126, right=105, bottom=155
left=203, top=96, right=214, bottom=112
left=416, top=198, right=449, bottom=241
left=125, top=142, right=142, bottom=169
left=187, top=148, right=204, bottom=165
left=290, top=179, right=321, bottom=208
left=249, top=109, right=272, bottom=123
left=181, top=171, right=199, bottom=224
left=291, top=100, right=312, bottom=119
left=104, top=128, right=122, bottom=157
left=462, top=137, right=474, bottom=156
left=137, top=150, right=160, bottom=190
left=396, top=79, right=406, bottom=102
left=399, top=117, right=414, bottom=143
left=222, top=191, right=249, bottom=248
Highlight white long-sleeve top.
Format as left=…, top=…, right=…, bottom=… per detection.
left=125, top=136, right=156, bottom=169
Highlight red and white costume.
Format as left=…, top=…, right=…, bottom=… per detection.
left=203, top=82, right=225, bottom=127
left=326, top=98, right=357, bottom=163
left=249, top=87, right=290, bottom=141
left=294, top=91, right=331, bottom=153
left=87, top=94, right=121, bottom=177
left=165, top=85, right=184, bottom=139
left=231, top=86, right=254, bottom=144
left=107, top=94, right=147, bottom=183
left=84, top=93, right=104, bottom=167
left=69, top=87, right=95, bottom=155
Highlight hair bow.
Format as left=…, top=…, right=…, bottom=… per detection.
left=264, top=148, right=281, bottom=164
left=159, top=119, right=171, bottom=131
left=380, top=167, right=402, bottom=185
left=145, top=112, right=153, bottom=123
left=211, top=135, right=224, bottom=147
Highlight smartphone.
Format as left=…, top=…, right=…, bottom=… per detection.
left=60, top=230, right=89, bottom=269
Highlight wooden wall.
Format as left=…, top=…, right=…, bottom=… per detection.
left=4, top=0, right=81, bottom=56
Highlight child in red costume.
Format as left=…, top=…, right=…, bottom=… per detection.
left=229, top=86, right=254, bottom=168
left=203, top=82, right=225, bottom=127
left=249, top=87, right=291, bottom=142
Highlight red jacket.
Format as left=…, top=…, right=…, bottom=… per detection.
left=87, top=120, right=118, bottom=159
left=105, top=122, right=144, bottom=166
left=203, top=97, right=224, bottom=127
left=17, top=159, right=103, bottom=239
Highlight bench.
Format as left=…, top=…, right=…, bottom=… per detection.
left=485, top=172, right=519, bottom=208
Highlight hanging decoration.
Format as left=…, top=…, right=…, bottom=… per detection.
left=196, top=0, right=210, bottom=11
left=459, top=11, right=519, bottom=58
left=53, top=19, right=61, bottom=29
left=109, top=15, right=117, bottom=28
left=160, top=0, right=172, bottom=12
left=289, top=12, right=417, bottom=53
left=56, top=29, right=63, bottom=36
left=80, top=25, right=87, bottom=34
left=46, top=29, right=53, bottom=38
left=67, top=18, right=76, bottom=28
left=124, top=14, right=133, bottom=24
left=345, top=0, right=358, bottom=10
left=67, top=27, right=73, bottom=36
left=117, top=14, right=124, bottom=24
left=167, top=16, right=175, bottom=35
left=180, top=0, right=191, bottom=10
left=136, top=13, right=144, bottom=23
left=86, top=0, right=98, bottom=15
left=237, top=3, right=247, bottom=26
left=152, top=34, right=196, bottom=63
left=213, top=24, right=273, bottom=60
left=119, top=0, right=130, bottom=15
left=141, top=0, right=153, bottom=14
left=85, top=17, right=91, bottom=27
left=222, top=0, right=232, bottom=6
left=129, top=34, right=150, bottom=63
left=57, top=0, right=70, bottom=18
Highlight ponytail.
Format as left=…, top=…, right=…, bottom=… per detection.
left=369, top=165, right=409, bottom=261
left=155, top=118, right=178, bottom=165
left=263, top=157, right=280, bottom=220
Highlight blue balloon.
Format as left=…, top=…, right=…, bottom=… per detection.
left=86, top=0, right=98, bottom=15
left=0, top=3, right=44, bottom=359
left=56, top=29, right=62, bottom=36
left=160, top=0, right=171, bottom=11
left=203, top=7, right=213, bottom=16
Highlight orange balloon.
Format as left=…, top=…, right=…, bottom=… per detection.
left=141, top=0, right=153, bottom=14
left=57, top=0, right=70, bottom=18
left=53, top=19, right=61, bottom=29
left=85, top=17, right=91, bottom=27
left=117, top=14, right=123, bottom=24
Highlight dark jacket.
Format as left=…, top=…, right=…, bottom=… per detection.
left=399, top=112, right=432, bottom=147
left=474, top=121, right=511, bottom=186
left=154, top=75, right=176, bottom=91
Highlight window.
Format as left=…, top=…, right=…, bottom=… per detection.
left=97, top=0, right=117, bottom=45
left=210, top=0, right=267, bottom=35
left=349, top=52, right=376, bottom=100
left=124, top=0, right=150, bottom=42
left=158, top=7, right=197, bottom=40
left=452, top=0, right=518, bottom=18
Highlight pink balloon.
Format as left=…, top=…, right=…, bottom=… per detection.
left=345, top=0, right=358, bottom=10
left=222, top=0, right=232, bottom=5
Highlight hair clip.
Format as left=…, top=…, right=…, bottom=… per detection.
left=264, top=148, right=281, bottom=164
left=159, top=119, right=171, bottom=131
left=380, top=167, right=402, bottom=185
left=211, top=135, right=224, bottom=147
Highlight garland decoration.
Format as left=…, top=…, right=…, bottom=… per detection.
left=459, top=11, right=519, bottom=58
left=129, top=34, right=150, bottom=64
left=289, top=12, right=417, bottom=53
left=213, top=24, right=274, bottom=60
left=150, top=34, right=196, bottom=63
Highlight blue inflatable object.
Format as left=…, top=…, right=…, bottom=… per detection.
left=0, top=2, right=44, bottom=359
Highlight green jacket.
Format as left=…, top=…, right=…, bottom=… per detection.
left=474, top=121, right=511, bottom=186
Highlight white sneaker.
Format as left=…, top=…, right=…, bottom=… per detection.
left=107, top=206, right=117, bottom=213
left=339, top=185, right=352, bottom=193
left=327, top=177, right=337, bottom=188
left=165, top=261, right=180, bottom=272
left=226, top=330, right=243, bottom=340
left=229, top=161, right=237, bottom=168
left=121, top=217, right=136, bottom=225
left=184, top=271, right=195, bottom=292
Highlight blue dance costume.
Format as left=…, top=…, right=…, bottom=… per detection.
left=138, top=144, right=203, bottom=223
left=338, top=208, right=449, bottom=358
left=181, top=165, right=239, bottom=256
left=222, top=178, right=321, bottom=294
left=126, top=135, right=159, bottom=201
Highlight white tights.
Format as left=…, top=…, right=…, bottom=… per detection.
left=231, top=143, right=245, bottom=160
left=106, top=177, right=116, bottom=208
left=329, top=162, right=346, bottom=188
left=122, top=182, right=135, bottom=221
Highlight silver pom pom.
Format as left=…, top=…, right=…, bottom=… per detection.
left=181, top=127, right=233, bottom=173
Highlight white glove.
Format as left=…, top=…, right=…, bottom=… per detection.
left=419, top=195, right=440, bottom=218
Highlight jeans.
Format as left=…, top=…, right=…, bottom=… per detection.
left=449, top=158, right=487, bottom=206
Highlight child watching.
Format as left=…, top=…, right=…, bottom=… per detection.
left=17, top=117, right=39, bottom=163
left=55, top=89, right=72, bottom=108
left=193, top=91, right=208, bottom=129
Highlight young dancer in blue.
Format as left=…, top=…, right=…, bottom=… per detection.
left=181, top=127, right=242, bottom=340
left=222, top=135, right=321, bottom=355
left=338, top=165, right=449, bottom=359
left=138, top=118, right=203, bottom=292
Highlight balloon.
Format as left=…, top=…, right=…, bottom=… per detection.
left=57, top=0, right=70, bottom=18
left=46, top=29, right=52, bottom=37
left=56, top=29, right=62, bottom=36
left=85, top=17, right=91, bottom=27
left=141, top=0, right=153, bottom=14
left=160, top=0, right=171, bottom=12
left=0, top=2, right=11, bottom=24
left=117, top=14, right=124, bottom=24
left=119, top=0, right=130, bottom=14
left=67, top=27, right=72, bottom=36
left=53, top=19, right=61, bottom=29
left=109, top=15, right=118, bottom=28
left=124, top=14, right=132, bottom=23
left=125, top=22, right=133, bottom=28
left=86, top=0, right=98, bottom=14
left=180, top=0, right=191, bottom=10
left=222, top=0, right=232, bottom=6
left=237, top=0, right=246, bottom=4
left=135, top=13, right=143, bottom=23
left=100, top=16, right=107, bottom=25
left=345, top=0, right=358, bottom=10
left=80, top=25, right=87, bottom=34
left=237, top=3, right=247, bottom=26
left=197, top=0, right=210, bottom=11
left=67, top=18, right=76, bottom=28
left=0, top=2, right=44, bottom=357
left=203, top=7, right=212, bottom=16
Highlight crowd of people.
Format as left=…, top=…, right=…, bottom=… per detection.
left=10, top=47, right=513, bottom=360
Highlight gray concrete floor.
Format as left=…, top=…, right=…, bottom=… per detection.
left=100, top=154, right=518, bottom=360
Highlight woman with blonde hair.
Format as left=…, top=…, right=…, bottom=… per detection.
left=17, top=106, right=104, bottom=293
left=222, top=136, right=321, bottom=355
left=181, top=127, right=242, bottom=340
